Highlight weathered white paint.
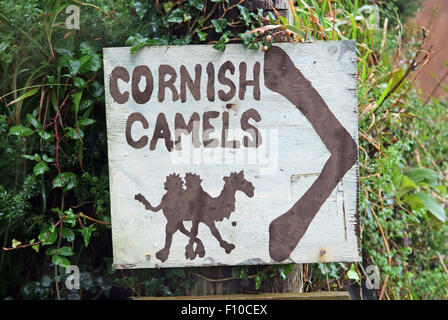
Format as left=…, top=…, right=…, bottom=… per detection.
left=103, top=42, right=360, bottom=269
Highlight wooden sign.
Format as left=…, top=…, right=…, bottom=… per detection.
left=103, top=41, right=360, bottom=269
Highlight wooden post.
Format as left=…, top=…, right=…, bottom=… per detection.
left=189, top=0, right=303, bottom=297
left=244, top=0, right=292, bottom=20
left=134, top=291, right=350, bottom=300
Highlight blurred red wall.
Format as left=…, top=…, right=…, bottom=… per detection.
left=416, top=0, right=448, bottom=100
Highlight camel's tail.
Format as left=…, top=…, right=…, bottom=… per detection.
left=134, top=193, right=162, bottom=212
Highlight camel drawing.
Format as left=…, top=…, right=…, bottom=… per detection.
left=134, top=171, right=255, bottom=262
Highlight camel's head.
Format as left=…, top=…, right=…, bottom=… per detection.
left=185, top=172, right=202, bottom=190
left=164, top=173, right=183, bottom=191
left=224, top=171, right=255, bottom=198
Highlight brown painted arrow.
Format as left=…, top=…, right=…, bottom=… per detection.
left=264, top=46, right=358, bottom=262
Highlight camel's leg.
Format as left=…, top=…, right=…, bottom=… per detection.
left=156, top=222, right=178, bottom=262
left=178, top=222, right=205, bottom=259
left=183, top=221, right=202, bottom=260
left=207, top=222, right=235, bottom=254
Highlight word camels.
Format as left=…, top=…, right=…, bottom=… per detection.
left=134, top=171, right=255, bottom=262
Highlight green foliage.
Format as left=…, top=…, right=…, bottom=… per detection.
left=386, top=0, right=424, bottom=20
left=284, top=1, right=448, bottom=299
left=0, top=0, right=278, bottom=300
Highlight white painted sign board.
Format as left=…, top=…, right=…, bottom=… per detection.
left=103, top=41, right=360, bottom=269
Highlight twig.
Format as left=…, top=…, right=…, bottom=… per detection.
left=78, top=212, right=111, bottom=225
left=2, top=241, right=41, bottom=251
left=195, top=266, right=272, bottom=283
left=437, top=253, right=448, bottom=276
left=423, top=69, right=448, bottom=106
left=55, top=265, right=60, bottom=300
left=267, top=0, right=281, bottom=18
left=288, top=0, right=299, bottom=26
left=155, top=0, right=163, bottom=15
left=203, top=2, right=219, bottom=23
left=71, top=0, right=111, bottom=17
left=120, top=270, right=141, bottom=296
left=379, top=274, right=389, bottom=300
left=370, top=205, right=391, bottom=300
left=324, top=263, right=330, bottom=291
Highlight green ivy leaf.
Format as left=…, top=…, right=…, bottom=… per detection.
left=52, top=255, right=70, bottom=268
left=58, top=55, right=71, bottom=68
left=189, top=0, right=204, bottom=11
left=73, top=77, right=86, bottom=88
left=255, top=271, right=268, bottom=289
left=211, top=18, right=227, bottom=33
left=62, top=227, right=75, bottom=242
left=68, top=58, right=81, bottom=76
left=33, top=161, right=49, bottom=176
left=78, top=118, right=95, bottom=127
left=347, top=264, right=360, bottom=283
left=167, top=8, right=187, bottom=23
left=240, top=267, right=249, bottom=280
left=163, top=1, right=173, bottom=13
left=52, top=172, right=77, bottom=191
left=42, top=154, right=54, bottom=163
left=196, top=29, right=208, bottom=42
left=8, top=125, right=34, bottom=137
left=22, top=153, right=41, bottom=161
left=88, top=54, right=101, bottom=72
left=81, top=225, right=96, bottom=247
left=183, top=12, right=192, bottom=22
left=198, top=16, right=204, bottom=27
left=65, top=127, right=84, bottom=140
left=237, top=5, right=251, bottom=26
left=78, top=55, right=92, bottom=75
left=80, top=42, right=96, bottom=55
left=12, top=239, right=21, bottom=248
left=213, top=32, right=231, bottom=52
left=26, top=114, right=41, bottom=129
left=79, top=99, right=94, bottom=111
left=64, top=208, right=78, bottom=226
left=45, top=246, right=57, bottom=255
left=37, top=129, right=53, bottom=141
left=38, top=228, right=58, bottom=245
left=89, top=81, right=104, bottom=98
left=239, top=32, right=260, bottom=50
left=248, top=41, right=260, bottom=50
left=56, top=246, right=75, bottom=256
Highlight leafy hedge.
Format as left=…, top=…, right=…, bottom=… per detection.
left=1, top=0, right=446, bottom=300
